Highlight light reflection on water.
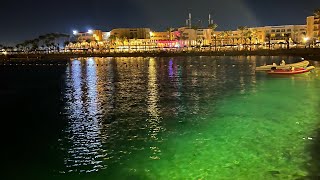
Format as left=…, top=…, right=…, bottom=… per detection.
left=59, top=56, right=319, bottom=178
left=147, top=58, right=162, bottom=160
left=63, top=59, right=103, bottom=173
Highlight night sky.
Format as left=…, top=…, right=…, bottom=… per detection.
left=1, top=0, right=319, bottom=45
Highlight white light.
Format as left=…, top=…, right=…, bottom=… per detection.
left=73, top=30, right=78, bottom=35
left=88, top=29, right=93, bottom=34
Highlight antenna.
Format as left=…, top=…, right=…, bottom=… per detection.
left=189, top=13, right=192, bottom=28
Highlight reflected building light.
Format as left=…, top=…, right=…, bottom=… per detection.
left=239, top=76, right=245, bottom=94
left=147, top=58, right=161, bottom=139
left=62, top=58, right=104, bottom=173
left=147, top=58, right=163, bottom=160
left=168, top=59, right=174, bottom=78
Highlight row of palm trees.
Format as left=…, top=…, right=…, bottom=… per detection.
left=315, top=9, right=320, bottom=17
left=13, top=33, right=70, bottom=53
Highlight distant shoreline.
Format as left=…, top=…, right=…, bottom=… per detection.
left=1, top=49, right=320, bottom=61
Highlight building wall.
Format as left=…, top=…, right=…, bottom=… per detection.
left=150, top=31, right=170, bottom=40
left=74, top=30, right=103, bottom=42
left=308, top=16, right=320, bottom=42
left=262, top=25, right=306, bottom=43
left=92, top=30, right=103, bottom=41
left=110, top=28, right=151, bottom=39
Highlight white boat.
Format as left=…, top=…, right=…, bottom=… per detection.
left=255, top=60, right=310, bottom=71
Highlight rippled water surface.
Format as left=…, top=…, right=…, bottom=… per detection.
left=2, top=56, right=320, bottom=179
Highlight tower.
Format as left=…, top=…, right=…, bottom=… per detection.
left=208, top=14, right=214, bottom=25
left=189, top=13, right=192, bottom=28
left=186, top=13, right=192, bottom=28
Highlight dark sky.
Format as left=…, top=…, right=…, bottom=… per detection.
left=1, top=0, right=319, bottom=45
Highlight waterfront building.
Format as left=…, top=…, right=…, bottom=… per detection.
left=72, top=30, right=103, bottom=42
left=150, top=31, right=170, bottom=41
left=211, top=25, right=306, bottom=50
left=262, top=25, right=306, bottom=45
left=110, top=28, right=151, bottom=39
left=307, top=16, right=320, bottom=44
left=102, top=32, right=111, bottom=41
left=177, top=27, right=213, bottom=47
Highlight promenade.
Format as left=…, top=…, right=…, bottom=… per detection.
left=1, top=48, right=320, bottom=61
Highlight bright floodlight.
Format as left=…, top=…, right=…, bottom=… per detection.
left=303, top=37, right=309, bottom=42
left=73, top=30, right=78, bottom=35
left=88, top=29, right=93, bottom=34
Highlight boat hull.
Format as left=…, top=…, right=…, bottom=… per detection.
left=267, top=66, right=315, bottom=75
left=255, top=60, right=310, bottom=71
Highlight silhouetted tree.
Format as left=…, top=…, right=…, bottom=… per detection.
left=266, top=34, right=271, bottom=50
left=238, top=26, right=248, bottom=48
left=284, top=33, right=291, bottom=49
left=314, top=9, right=320, bottom=17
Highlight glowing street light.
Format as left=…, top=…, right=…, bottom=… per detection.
left=88, top=29, right=93, bottom=34
left=303, top=37, right=309, bottom=42
left=73, top=30, right=78, bottom=35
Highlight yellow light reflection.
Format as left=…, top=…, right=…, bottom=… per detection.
left=147, top=58, right=162, bottom=160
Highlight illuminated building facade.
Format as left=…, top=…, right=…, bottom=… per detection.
left=73, top=30, right=103, bottom=42
left=110, top=28, right=151, bottom=39
left=212, top=25, right=306, bottom=49
left=150, top=31, right=170, bottom=41
left=263, top=25, right=306, bottom=44
left=307, top=16, right=320, bottom=43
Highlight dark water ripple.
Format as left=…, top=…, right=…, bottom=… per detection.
left=58, top=56, right=278, bottom=174
left=2, top=56, right=319, bottom=179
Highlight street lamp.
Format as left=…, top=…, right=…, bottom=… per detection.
left=73, top=30, right=78, bottom=35
left=303, top=37, right=310, bottom=48
left=88, top=29, right=93, bottom=34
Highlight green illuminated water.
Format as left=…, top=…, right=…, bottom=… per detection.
left=2, top=56, right=320, bottom=179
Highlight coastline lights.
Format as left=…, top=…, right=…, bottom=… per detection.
left=73, top=30, right=78, bottom=35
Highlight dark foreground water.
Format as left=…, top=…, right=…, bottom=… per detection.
left=1, top=56, right=320, bottom=179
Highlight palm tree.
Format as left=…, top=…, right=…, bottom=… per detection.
left=237, top=26, right=248, bottom=48
left=225, top=31, right=232, bottom=46
left=191, top=25, right=199, bottom=30
left=218, top=31, right=226, bottom=47
left=314, top=9, right=320, bottom=18
left=244, top=29, right=256, bottom=51
left=284, top=33, right=291, bottom=49
left=107, top=35, right=116, bottom=52
left=265, top=34, right=271, bottom=50
left=166, top=27, right=174, bottom=40
left=208, top=23, right=218, bottom=31
left=31, top=39, right=40, bottom=51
